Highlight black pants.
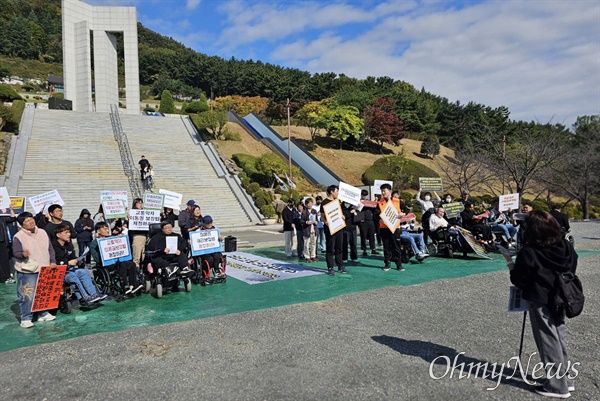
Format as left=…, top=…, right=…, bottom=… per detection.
left=380, top=227, right=402, bottom=267
left=107, top=261, right=137, bottom=289
left=152, top=253, right=188, bottom=269
left=324, top=229, right=343, bottom=269
left=343, top=228, right=358, bottom=261
left=358, top=221, right=376, bottom=251
left=200, top=252, right=223, bottom=276
left=0, top=242, right=10, bottom=282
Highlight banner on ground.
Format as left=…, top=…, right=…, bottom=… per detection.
left=0, top=197, right=25, bottom=215
left=456, top=227, right=491, bottom=259
left=225, top=252, right=324, bottom=284
left=101, top=200, right=127, bottom=219
left=323, top=199, right=345, bottom=235
left=380, top=200, right=401, bottom=233
left=419, top=177, right=443, bottom=192
left=338, top=182, right=361, bottom=206
left=159, top=189, right=183, bottom=210
left=28, top=190, right=64, bottom=214
left=128, top=209, right=161, bottom=231
left=443, top=202, right=464, bottom=219
left=190, top=229, right=223, bottom=256
left=31, top=265, right=67, bottom=312
left=0, top=187, right=10, bottom=209
left=98, top=234, right=132, bottom=266
left=508, top=286, right=529, bottom=312
left=143, top=192, right=164, bottom=210
left=499, top=193, right=520, bottom=212
left=100, top=190, right=128, bottom=205
left=373, top=180, right=393, bottom=195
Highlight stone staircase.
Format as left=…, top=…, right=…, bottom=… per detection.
left=13, top=109, right=255, bottom=227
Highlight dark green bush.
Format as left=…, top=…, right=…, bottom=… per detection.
left=185, top=100, right=209, bottom=114
left=246, top=182, right=260, bottom=196
left=362, top=157, right=438, bottom=190
left=0, top=85, right=22, bottom=102
left=223, top=130, right=241, bottom=141
left=241, top=177, right=251, bottom=189
left=260, top=205, right=276, bottom=218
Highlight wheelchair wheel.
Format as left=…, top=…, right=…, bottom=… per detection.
left=93, top=268, right=110, bottom=294
left=426, top=243, right=438, bottom=257
left=59, top=297, right=72, bottom=314
left=155, top=282, right=163, bottom=298
left=447, top=248, right=454, bottom=258
left=184, top=278, right=192, bottom=292
left=144, top=279, right=151, bottom=293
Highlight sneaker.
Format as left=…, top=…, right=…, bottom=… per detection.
left=326, top=268, right=335, bottom=275
left=80, top=296, right=91, bottom=305
left=362, top=251, right=368, bottom=257
left=4, top=278, right=16, bottom=284
left=383, top=264, right=391, bottom=271
left=20, top=320, right=34, bottom=328
left=568, top=386, right=575, bottom=392
left=96, top=293, right=108, bottom=301
left=311, top=257, right=317, bottom=262
left=168, top=266, right=179, bottom=278
left=38, top=313, right=56, bottom=322
left=396, top=265, right=405, bottom=272
left=338, top=266, right=349, bottom=274
left=371, top=250, right=380, bottom=255
left=534, top=386, right=571, bottom=399
left=351, top=259, right=359, bottom=263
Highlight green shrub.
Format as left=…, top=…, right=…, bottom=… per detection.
left=159, top=90, right=175, bottom=114
left=254, top=189, right=273, bottom=208
left=10, top=99, right=25, bottom=131
left=260, top=205, right=276, bottom=218
left=232, top=154, right=260, bottom=176
left=238, top=171, right=247, bottom=180
left=363, top=155, right=437, bottom=191
left=241, top=177, right=251, bottom=189
left=223, top=130, right=241, bottom=141
left=185, top=99, right=209, bottom=114
left=49, top=93, right=62, bottom=99
left=144, top=106, right=155, bottom=112
left=0, top=85, right=22, bottom=102
left=246, top=182, right=260, bottom=196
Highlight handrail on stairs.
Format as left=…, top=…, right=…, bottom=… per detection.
left=109, top=104, right=143, bottom=199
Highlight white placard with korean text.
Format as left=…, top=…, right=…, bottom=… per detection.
left=323, top=199, right=346, bottom=235
left=159, top=189, right=183, bottom=210
left=0, top=187, right=10, bottom=209
left=127, top=209, right=161, bottom=231
left=28, top=190, right=64, bottom=214
left=190, top=229, right=223, bottom=256
left=143, top=192, right=165, bottom=210
left=373, top=180, right=394, bottom=195
left=100, top=190, right=128, bottom=205
left=101, top=200, right=127, bottom=219
left=380, top=200, right=400, bottom=233
left=338, top=182, right=361, bottom=206
left=98, top=235, right=132, bottom=266
left=499, top=193, right=520, bottom=212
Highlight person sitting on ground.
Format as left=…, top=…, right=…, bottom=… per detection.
left=52, top=224, right=106, bottom=305
left=197, top=215, right=225, bottom=280
left=184, top=205, right=203, bottom=235
left=161, top=207, right=178, bottom=227
left=460, top=201, right=493, bottom=243
left=12, top=212, right=57, bottom=328
left=89, top=222, right=141, bottom=295
left=146, top=220, right=192, bottom=279
left=550, top=204, right=570, bottom=233
left=415, top=188, right=441, bottom=214
left=74, top=209, right=94, bottom=266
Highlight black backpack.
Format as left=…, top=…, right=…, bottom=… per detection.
left=551, top=271, right=585, bottom=319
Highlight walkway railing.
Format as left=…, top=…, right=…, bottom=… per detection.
left=109, top=104, right=143, bottom=199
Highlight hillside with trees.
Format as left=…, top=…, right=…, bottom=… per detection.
left=0, top=0, right=598, bottom=218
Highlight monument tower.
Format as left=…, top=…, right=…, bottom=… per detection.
left=62, top=0, right=140, bottom=114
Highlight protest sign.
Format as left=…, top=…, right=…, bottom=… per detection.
left=159, top=189, right=183, bottom=210
left=338, top=182, right=361, bottom=206
left=98, top=234, right=132, bottom=266
left=225, top=252, right=324, bottom=284
left=166, top=236, right=178, bottom=254
left=31, top=265, right=67, bottom=312
left=190, top=229, right=223, bottom=256
left=128, top=209, right=161, bottom=231
left=100, top=190, right=128, bottom=205
left=400, top=213, right=416, bottom=223
left=380, top=200, right=400, bottom=233
left=323, top=199, right=345, bottom=235
left=143, top=192, right=165, bottom=210
left=373, top=180, right=393, bottom=195
left=508, top=286, right=529, bottom=312
left=456, top=227, right=491, bottom=259
left=419, top=177, right=443, bottom=192
left=443, top=202, right=464, bottom=219
left=0, top=197, right=25, bottom=215
left=101, top=200, right=127, bottom=219
left=499, top=193, right=520, bottom=212
left=0, top=187, right=10, bottom=209
left=28, top=190, right=64, bottom=214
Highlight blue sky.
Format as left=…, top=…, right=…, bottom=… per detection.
left=88, top=0, right=600, bottom=127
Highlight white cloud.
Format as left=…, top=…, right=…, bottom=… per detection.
left=186, top=0, right=201, bottom=11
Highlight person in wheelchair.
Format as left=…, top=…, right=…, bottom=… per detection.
left=89, top=222, right=142, bottom=295
left=460, top=202, right=493, bottom=244
left=487, top=201, right=518, bottom=247
left=52, top=224, right=107, bottom=305
left=196, top=215, right=226, bottom=283
left=146, top=221, right=193, bottom=279
left=396, top=195, right=429, bottom=262
left=428, top=206, right=468, bottom=256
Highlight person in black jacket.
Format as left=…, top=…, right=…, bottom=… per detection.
left=0, top=207, right=17, bottom=283
left=500, top=210, right=578, bottom=398
left=146, top=220, right=192, bottom=278
left=282, top=199, right=296, bottom=257
left=358, top=190, right=378, bottom=256
left=550, top=205, right=570, bottom=232
left=74, top=209, right=94, bottom=265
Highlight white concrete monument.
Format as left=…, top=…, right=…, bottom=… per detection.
left=62, top=0, right=140, bottom=114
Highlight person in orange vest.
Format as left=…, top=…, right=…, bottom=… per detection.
left=378, top=183, right=405, bottom=271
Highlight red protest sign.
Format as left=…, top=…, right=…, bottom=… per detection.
left=31, top=265, right=67, bottom=312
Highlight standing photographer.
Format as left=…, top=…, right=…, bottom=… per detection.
left=499, top=210, right=578, bottom=398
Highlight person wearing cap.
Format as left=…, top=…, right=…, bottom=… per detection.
left=146, top=220, right=192, bottom=279
left=459, top=189, right=470, bottom=206
left=197, top=215, right=225, bottom=280
left=282, top=198, right=296, bottom=258
left=178, top=200, right=196, bottom=241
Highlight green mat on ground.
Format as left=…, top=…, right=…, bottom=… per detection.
left=1, top=248, right=597, bottom=353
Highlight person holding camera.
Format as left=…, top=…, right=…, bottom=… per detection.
left=499, top=210, right=578, bottom=398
